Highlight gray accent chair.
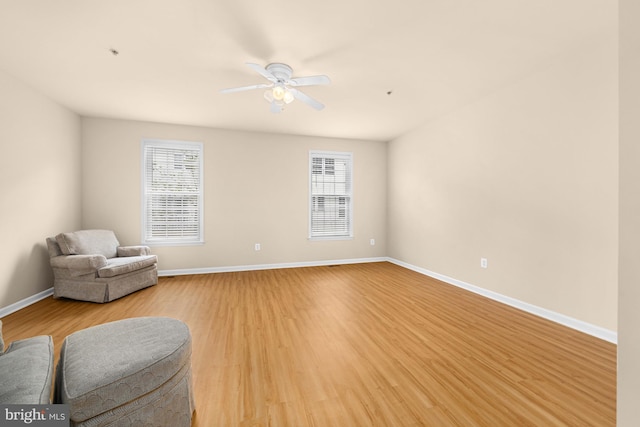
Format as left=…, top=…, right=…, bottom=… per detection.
left=46, top=230, right=158, bottom=303
left=0, top=320, right=54, bottom=404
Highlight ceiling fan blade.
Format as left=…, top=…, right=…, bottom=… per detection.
left=288, top=75, right=331, bottom=87
left=246, top=63, right=278, bottom=82
left=220, top=83, right=271, bottom=94
left=289, top=88, right=325, bottom=110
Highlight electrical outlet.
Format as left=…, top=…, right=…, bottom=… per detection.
left=254, top=243, right=261, bottom=251
left=480, top=258, right=488, bottom=269
left=370, top=238, right=376, bottom=246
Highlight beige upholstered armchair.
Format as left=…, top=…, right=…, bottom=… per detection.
left=46, top=230, right=158, bottom=303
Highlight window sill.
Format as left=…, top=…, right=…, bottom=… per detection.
left=308, top=236, right=354, bottom=241
left=144, top=240, right=205, bottom=247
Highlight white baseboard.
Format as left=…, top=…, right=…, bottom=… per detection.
left=387, top=258, right=617, bottom=344
left=0, top=287, right=53, bottom=319
left=3, top=258, right=617, bottom=345
left=158, top=257, right=388, bottom=277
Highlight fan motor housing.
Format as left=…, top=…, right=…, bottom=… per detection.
left=266, top=63, right=293, bottom=82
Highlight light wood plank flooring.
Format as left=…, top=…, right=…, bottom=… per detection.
left=1, top=262, right=616, bottom=426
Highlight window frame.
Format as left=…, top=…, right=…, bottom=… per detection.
left=308, top=150, right=354, bottom=240
left=141, top=139, right=204, bottom=246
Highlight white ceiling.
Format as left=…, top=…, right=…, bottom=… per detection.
left=0, top=0, right=616, bottom=142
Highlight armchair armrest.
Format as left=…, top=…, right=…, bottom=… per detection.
left=117, top=245, right=151, bottom=257
left=50, top=254, right=108, bottom=276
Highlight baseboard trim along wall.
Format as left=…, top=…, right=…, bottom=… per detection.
left=0, top=287, right=53, bottom=319
left=2, top=257, right=617, bottom=345
left=387, top=258, right=617, bottom=344
left=158, top=257, right=389, bottom=277
left=163, top=257, right=616, bottom=344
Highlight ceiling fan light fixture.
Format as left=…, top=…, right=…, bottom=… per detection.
left=266, top=85, right=294, bottom=106
left=283, top=90, right=294, bottom=104
left=272, top=85, right=286, bottom=101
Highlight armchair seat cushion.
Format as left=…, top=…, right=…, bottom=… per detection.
left=98, top=255, right=158, bottom=278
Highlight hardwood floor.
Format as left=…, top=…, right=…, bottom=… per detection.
left=1, top=262, right=616, bottom=426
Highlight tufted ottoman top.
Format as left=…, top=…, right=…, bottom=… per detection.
left=55, top=317, right=192, bottom=423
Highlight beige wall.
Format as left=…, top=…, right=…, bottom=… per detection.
left=618, top=0, right=639, bottom=423
left=0, top=69, right=81, bottom=309
left=81, top=118, right=387, bottom=271
left=387, top=34, right=618, bottom=331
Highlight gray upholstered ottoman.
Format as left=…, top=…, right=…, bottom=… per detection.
left=54, top=317, right=195, bottom=427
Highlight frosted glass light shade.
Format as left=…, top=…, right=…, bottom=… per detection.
left=272, top=85, right=286, bottom=100
left=283, top=90, right=294, bottom=104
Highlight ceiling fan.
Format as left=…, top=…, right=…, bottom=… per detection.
left=220, top=63, right=331, bottom=113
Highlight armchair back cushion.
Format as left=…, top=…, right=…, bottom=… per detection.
left=56, top=230, right=119, bottom=259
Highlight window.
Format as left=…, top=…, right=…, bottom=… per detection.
left=309, top=151, right=353, bottom=239
left=141, top=140, right=203, bottom=245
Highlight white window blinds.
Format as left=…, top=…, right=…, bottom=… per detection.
left=309, top=151, right=353, bottom=239
left=141, top=140, right=203, bottom=245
